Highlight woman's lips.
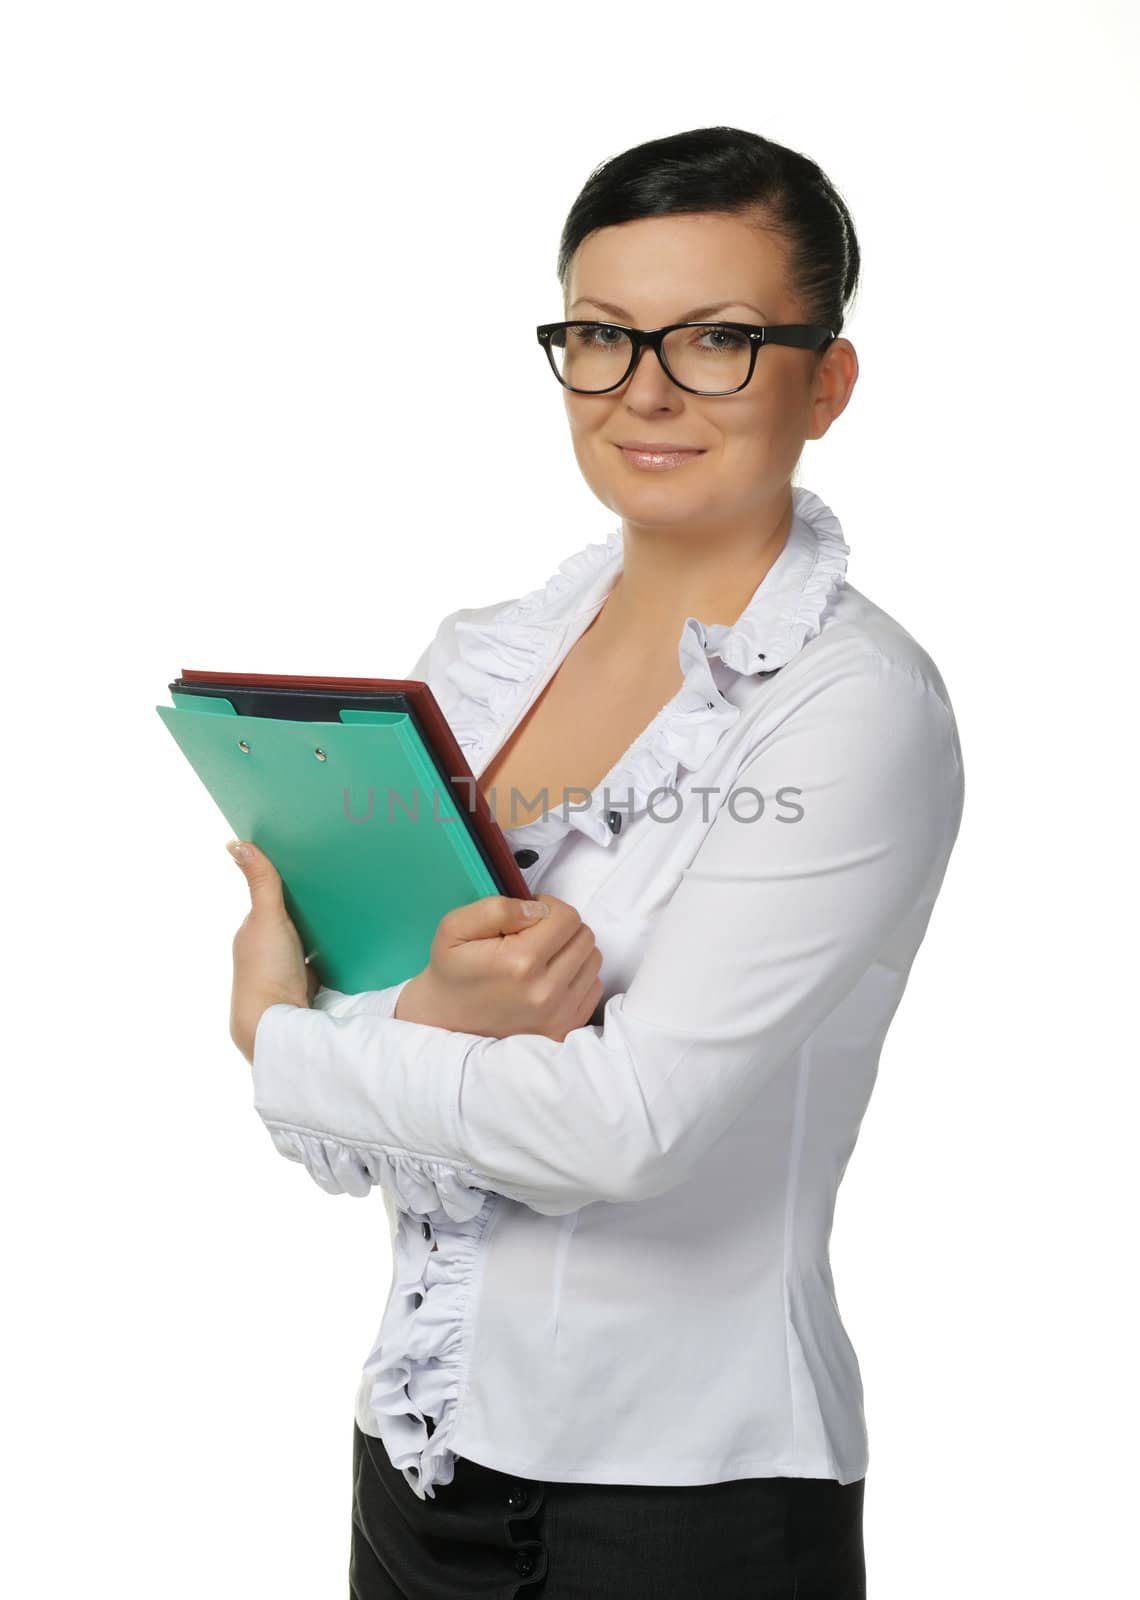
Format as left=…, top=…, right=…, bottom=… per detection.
left=616, top=445, right=707, bottom=471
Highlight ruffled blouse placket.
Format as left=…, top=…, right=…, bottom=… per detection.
left=359, top=1187, right=498, bottom=1500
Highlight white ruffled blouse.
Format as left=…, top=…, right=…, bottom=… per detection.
left=251, top=485, right=965, bottom=1501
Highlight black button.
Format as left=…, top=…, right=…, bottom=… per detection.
left=506, top=1485, right=528, bottom=1510
left=421, top=1220, right=432, bottom=1240
left=513, top=848, right=539, bottom=867
left=411, top=1291, right=423, bottom=1308
left=606, top=811, right=622, bottom=834
left=514, top=1551, right=537, bottom=1576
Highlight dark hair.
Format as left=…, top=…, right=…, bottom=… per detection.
left=556, top=126, right=860, bottom=341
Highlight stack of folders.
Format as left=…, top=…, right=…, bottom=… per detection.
left=156, top=668, right=533, bottom=995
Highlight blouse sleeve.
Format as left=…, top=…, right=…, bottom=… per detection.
left=251, top=650, right=965, bottom=1217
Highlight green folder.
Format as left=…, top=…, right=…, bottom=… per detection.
left=156, top=669, right=531, bottom=994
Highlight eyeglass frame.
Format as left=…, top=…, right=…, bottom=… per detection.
left=535, top=319, right=837, bottom=397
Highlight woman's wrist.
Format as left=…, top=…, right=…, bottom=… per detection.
left=394, top=970, right=436, bottom=1025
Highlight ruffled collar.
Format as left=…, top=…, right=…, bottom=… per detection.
left=441, top=485, right=850, bottom=848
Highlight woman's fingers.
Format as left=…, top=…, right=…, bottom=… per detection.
left=418, top=891, right=604, bottom=1040
left=437, top=895, right=583, bottom=977
left=542, top=923, right=600, bottom=990
left=437, top=894, right=552, bottom=949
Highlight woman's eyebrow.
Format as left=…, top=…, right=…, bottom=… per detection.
left=569, top=297, right=770, bottom=323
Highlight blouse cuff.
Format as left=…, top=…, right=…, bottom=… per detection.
left=310, top=978, right=411, bottom=1020
left=252, top=1001, right=492, bottom=1219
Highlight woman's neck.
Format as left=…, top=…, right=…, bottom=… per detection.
left=592, top=492, right=794, bottom=659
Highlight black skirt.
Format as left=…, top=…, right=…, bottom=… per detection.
left=349, top=1419, right=866, bottom=1600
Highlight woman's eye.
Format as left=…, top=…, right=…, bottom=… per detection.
left=575, top=324, right=622, bottom=348
left=696, top=325, right=747, bottom=351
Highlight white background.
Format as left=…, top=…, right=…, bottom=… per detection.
left=3, top=1, right=1136, bottom=1594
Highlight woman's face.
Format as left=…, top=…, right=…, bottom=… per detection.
left=560, top=211, right=857, bottom=535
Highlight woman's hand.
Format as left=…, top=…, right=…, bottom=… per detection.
left=227, top=839, right=320, bottom=1065
left=396, top=894, right=604, bottom=1042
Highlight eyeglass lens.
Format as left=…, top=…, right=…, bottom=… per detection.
left=550, top=323, right=751, bottom=393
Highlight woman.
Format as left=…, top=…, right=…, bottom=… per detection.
left=228, top=126, right=964, bottom=1599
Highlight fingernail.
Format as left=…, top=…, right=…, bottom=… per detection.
left=522, top=900, right=551, bottom=918
left=226, top=840, right=252, bottom=863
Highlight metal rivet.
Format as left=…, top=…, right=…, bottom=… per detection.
left=314, top=748, right=326, bottom=761
left=238, top=740, right=250, bottom=753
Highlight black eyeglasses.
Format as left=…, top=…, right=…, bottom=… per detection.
left=536, top=320, right=836, bottom=396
